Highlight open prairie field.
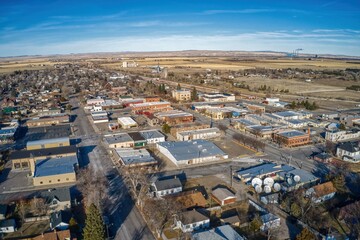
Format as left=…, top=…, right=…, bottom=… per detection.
left=0, top=58, right=55, bottom=73
left=106, top=57, right=360, bottom=71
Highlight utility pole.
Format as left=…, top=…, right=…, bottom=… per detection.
left=230, top=165, right=233, bottom=187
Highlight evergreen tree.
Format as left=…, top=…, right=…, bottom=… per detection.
left=176, top=83, right=181, bottom=90
left=83, top=204, right=105, bottom=240
left=191, top=87, right=198, bottom=100
left=162, top=123, right=171, bottom=134
left=290, top=101, right=296, bottom=109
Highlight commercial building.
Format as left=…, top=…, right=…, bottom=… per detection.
left=202, top=93, right=235, bottom=102
left=32, top=155, right=78, bottom=186
left=91, top=111, right=108, bottom=123
left=170, top=123, right=209, bottom=137
left=139, top=130, right=166, bottom=144
left=128, top=132, right=147, bottom=148
left=25, top=124, right=71, bottom=141
left=273, top=129, right=311, bottom=148
left=26, top=114, right=69, bottom=127
left=236, top=163, right=294, bottom=183
left=130, top=101, right=172, bottom=113
left=156, top=140, right=228, bottom=166
left=336, top=141, right=360, bottom=163
left=154, top=110, right=193, bottom=125
left=244, top=103, right=266, bottom=114
left=86, top=98, right=105, bottom=106
left=172, top=90, right=191, bottom=101
left=26, top=137, right=70, bottom=150
left=104, top=133, right=134, bottom=149
left=176, top=127, right=221, bottom=141
left=104, top=130, right=154, bottom=148
left=10, top=145, right=77, bottom=170
left=277, top=168, right=319, bottom=192
left=117, top=117, right=138, bottom=129
left=325, top=129, right=360, bottom=142
left=115, top=148, right=157, bottom=168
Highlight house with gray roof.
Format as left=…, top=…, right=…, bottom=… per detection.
left=176, top=209, right=210, bottom=233
left=336, top=141, right=360, bottom=163
left=50, top=210, right=71, bottom=230
left=38, top=187, right=71, bottom=212
left=192, top=225, right=245, bottom=240
left=152, top=177, right=182, bottom=197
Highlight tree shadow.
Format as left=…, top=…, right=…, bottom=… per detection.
left=77, top=145, right=96, bottom=168
left=0, top=167, right=11, bottom=184
left=70, top=114, right=78, bottom=122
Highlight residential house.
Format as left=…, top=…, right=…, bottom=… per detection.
left=31, top=229, right=74, bottom=240
left=176, top=209, right=210, bottom=233
left=0, top=219, right=16, bottom=233
left=336, top=141, right=360, bottom=163
left=260, top=213, right=281, bottom=231
left=305, top=182, right=336, bottom=203
left=313, top=152, right=332, bottom=163
left=38, top=187, right=71, bottom=212
left=192, top=225, right=245, bottom=240
left=50, top=210, right=72, bottom=230
left=152, top=178, right=183, bottom=198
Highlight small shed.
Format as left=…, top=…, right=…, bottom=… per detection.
left=211, top=187, right=236, bottom=206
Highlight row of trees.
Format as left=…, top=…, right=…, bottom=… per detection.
left=289, top=100, right=318, bottom=110
left=121, top=167, right=181, bottom=238
left=77, top=167, right=107, bottom=240
left=232, top=133, right=266, bottom=152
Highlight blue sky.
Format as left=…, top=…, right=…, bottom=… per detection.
left=0, top=0, right=359, bottom=57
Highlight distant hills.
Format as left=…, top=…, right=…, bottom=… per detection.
left=1, top=50, right=360, bottom=61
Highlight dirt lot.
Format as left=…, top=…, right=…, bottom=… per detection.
left=213, top=138, right=257, bottom=158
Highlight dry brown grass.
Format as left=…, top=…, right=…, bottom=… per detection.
left=106, top=57, right=360, bottom=71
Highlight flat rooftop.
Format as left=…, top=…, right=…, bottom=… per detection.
left=273, top=111, right=301, bottom=118
left=10, top=145, right=77, bottom=160
left=236, top=163, right=294, bottom=181
left=34, top=155, right=78, bottom=177
left=104, top=133, right=132, bottom=145
left=157, top=140, right=227, bottom=161
left=178, top=127, right=220, bottom=136
left=277, top=130, right=307, bottom=138
left=115, top=148, right=157, bottom=165
left=140, top=130, right=165, bottom=140
left=25, top=124, right=71, bottom=142
left=130, top=101, right=170, bottom=108
left=118, top=117, right=137, bottom=125
left=27, top=137, right=69, bottom=147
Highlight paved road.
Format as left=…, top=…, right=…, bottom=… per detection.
left=70, top=97, right=154, bottom=240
